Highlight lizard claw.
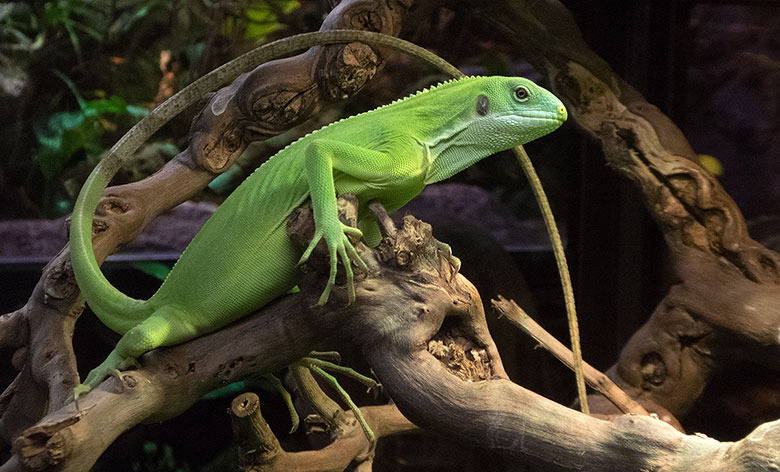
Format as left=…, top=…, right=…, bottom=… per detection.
left=69, top=350, right=133, bottom=402
left=301, top=221, right=366, bottom=305
left=70, top=383, right=92, bottom=403
left=297, top=229, right=323, bottom=268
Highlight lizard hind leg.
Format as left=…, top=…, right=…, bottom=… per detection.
left=74, top=308, right=197, bottom=399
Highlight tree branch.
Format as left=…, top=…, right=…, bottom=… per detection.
left=492, top=296, right=651, bottom=418
left=8, top=198, right=780, bottom=471
left=5, top=1, right=780, bottom=470
left=0, top=0, right=414, bottom=448
left=229, top=392, right=417, bottom=470
left=452, top=0, right=780, bottom=422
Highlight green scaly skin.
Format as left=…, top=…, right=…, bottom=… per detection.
left=69, top=31, right=569, bottom=403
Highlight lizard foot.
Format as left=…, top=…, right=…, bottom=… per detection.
left=298, top=221, right=368, bottom=305
left=262, top=373, right=300, bottom=433
left=298, top=355, right=380, bottom=396
left=296, top=354, right=380, bottom=449
left=70, top=350, right=136, bottom=402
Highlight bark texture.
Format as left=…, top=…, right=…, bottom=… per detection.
left=7, top=197, right=780, bottom=471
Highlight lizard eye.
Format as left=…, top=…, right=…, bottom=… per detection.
left=514, top=86, right=529, bottom=102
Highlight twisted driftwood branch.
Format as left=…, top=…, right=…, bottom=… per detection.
left=3, top=196, right=426, bottom=471
left=0, top=0, right=413, bottom=447
left=229, top=392, right=416, bottom=470
left=8, top=196, right=780, bottom=471
left=454, top=0, right=780, bottom=423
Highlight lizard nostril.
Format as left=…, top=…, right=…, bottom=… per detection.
left=558, top=105, right=566, bottom=115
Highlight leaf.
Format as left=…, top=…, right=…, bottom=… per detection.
left=52, top=69, right=86, bottom=109
left=82, top=95, right=128, bottom=116
left=49, top=110, right=86, bottom=131
left=33, top=110, right=81, bottom=151
left=109, top=2, right=153, bottom=38
left=239, top=0, right=300, bottom=42
left=32, top=76, right=149, bottom=178
left=125, top=104, right=149, bottom=118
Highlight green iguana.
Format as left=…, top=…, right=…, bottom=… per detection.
left=69, top=31, right=569, bottom=403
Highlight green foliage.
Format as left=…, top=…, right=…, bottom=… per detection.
left=33, top=84, right=147, bottom=180
left=1, top=0, right=304, bottom=218
left=245, top=0, right=299, bottom=40
left=222, top=0, right=299, bottom=42
left=0, top=3, right=44, bottom=55
left=43, top=0, right=104, bottom=58
left=1, top=1, right=194, bottom=216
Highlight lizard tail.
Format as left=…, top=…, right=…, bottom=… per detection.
left=69, top=165, right=148, bottom=334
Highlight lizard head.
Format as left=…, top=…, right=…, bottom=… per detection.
left=473, top=76, right=568, bottom=149
left=424, top=76, right=567, bottom=184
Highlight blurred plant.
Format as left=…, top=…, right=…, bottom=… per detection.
left=0, top=0, right=303, bottom=218
left=222, top=0, right=299, bottom=43
left=33, top=70, right=148, bottom=212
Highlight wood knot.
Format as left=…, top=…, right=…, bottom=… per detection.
left=221, top=126, right=243, bottom=155
left=387, top=216, right=435, bottom=268
left=396, top=250, right=411, bottom=266
left=43, top=256, right=78, bottom=301
left=349, top=10, right=384, bottom=31
left=317, top=42, right=378, bottom=101
left=96, top=197, right=129, bottom=216
left=231, top=392, right=261, bottom=418
left=91, top=218, right=108, bottom=236
left=250, top=86, right=318, bottom=134
left=640, top=352, right=666, bottom=388
left=122, top=374, right=138, bottom=388
left=200, top=123, right=245, bottom=171
left=428, top=317, right=493, bottom=382
left=164, top=364, right=180, bottom=380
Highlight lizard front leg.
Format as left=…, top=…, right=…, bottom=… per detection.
left=298, top=140, right=398, bottom=305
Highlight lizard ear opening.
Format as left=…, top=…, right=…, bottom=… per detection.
left=476, top=94, right=490, bottom=116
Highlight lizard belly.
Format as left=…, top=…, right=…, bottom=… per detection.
left=148, top=212, right=302, bottom=333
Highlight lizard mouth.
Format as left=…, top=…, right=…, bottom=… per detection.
left=488, top=110, right=567, bottom=133
left=503, top=110, right=567, bottom=126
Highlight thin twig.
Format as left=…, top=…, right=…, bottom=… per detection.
left=492, top=296, right=648, bottom=416
left=230, top=392, right=416, bottom=472
left=512, top=145, right=589, bottom=415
